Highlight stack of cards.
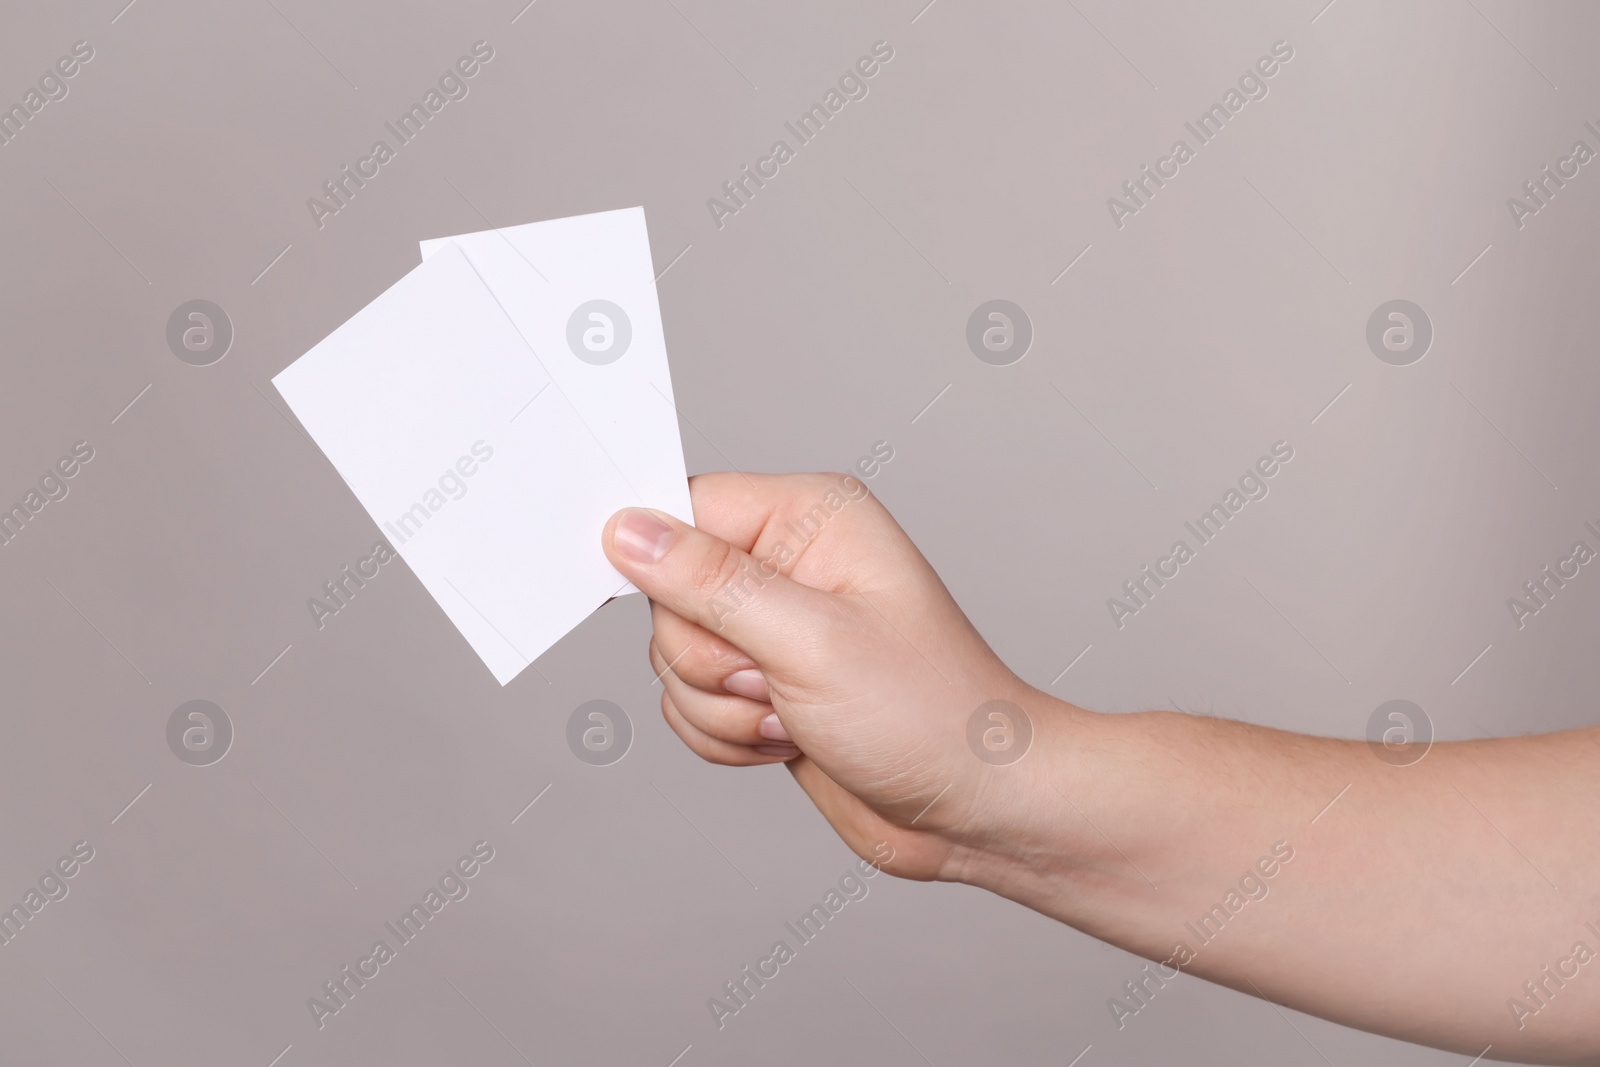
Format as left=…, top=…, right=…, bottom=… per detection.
left=274, top=207, right=693, bottom=684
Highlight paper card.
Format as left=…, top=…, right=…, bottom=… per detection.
left=273, top=242, right=641, bottom=685
left=419, top=206, right=693, bottom=534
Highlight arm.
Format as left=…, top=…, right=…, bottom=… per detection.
left=603, top=472, right=1600, bottom=1064
left=972, top=701, right=1600, bottom=1062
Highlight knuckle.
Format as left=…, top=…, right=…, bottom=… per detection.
left=688, top=537, right=744, bottom=600
left=648, top=636, right=680, bottom=677
left=701, top=744, right=743, bottom=767
left=652, top=608, right=700, bottom=652
left=800, top=471, right=849, bottom=500
left=682, top=724, right=727, bottom=765
left=661, top=692, right=717, bottom=763
left=675, top=641, right=739, bottom=686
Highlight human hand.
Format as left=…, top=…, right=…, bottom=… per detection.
left=602, top=472, right=1048, bottom=882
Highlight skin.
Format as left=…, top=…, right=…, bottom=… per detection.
left=602, top=472, right=1600, bottom=1064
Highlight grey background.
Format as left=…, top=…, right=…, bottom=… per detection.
left=2, top=0, right=1596, bottom=1063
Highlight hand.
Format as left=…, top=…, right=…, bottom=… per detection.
left=602, top=472, right=1046, bottom=883
left=604, top=474, right=1600, bottom=1063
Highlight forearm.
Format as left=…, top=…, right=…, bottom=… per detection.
left=602, top=482, right=1600, bottom=1059
left=951, top=692, right=1600, bottom=1063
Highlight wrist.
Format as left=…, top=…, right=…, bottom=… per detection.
left=935, top=686, right=1102, bottom=894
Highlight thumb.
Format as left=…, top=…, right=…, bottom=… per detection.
left=603, top=507, right=832, bottom=666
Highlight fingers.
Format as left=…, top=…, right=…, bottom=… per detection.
left=659, top=690, right=796, bottom=765
left=603, top=506, right=836, bottom=666
left=650, top=641, right=789, bottom=748
left=648, top=601, right=767, bottom=698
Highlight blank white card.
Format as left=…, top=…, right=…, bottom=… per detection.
left=274, top=235, right=680, bottom=684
